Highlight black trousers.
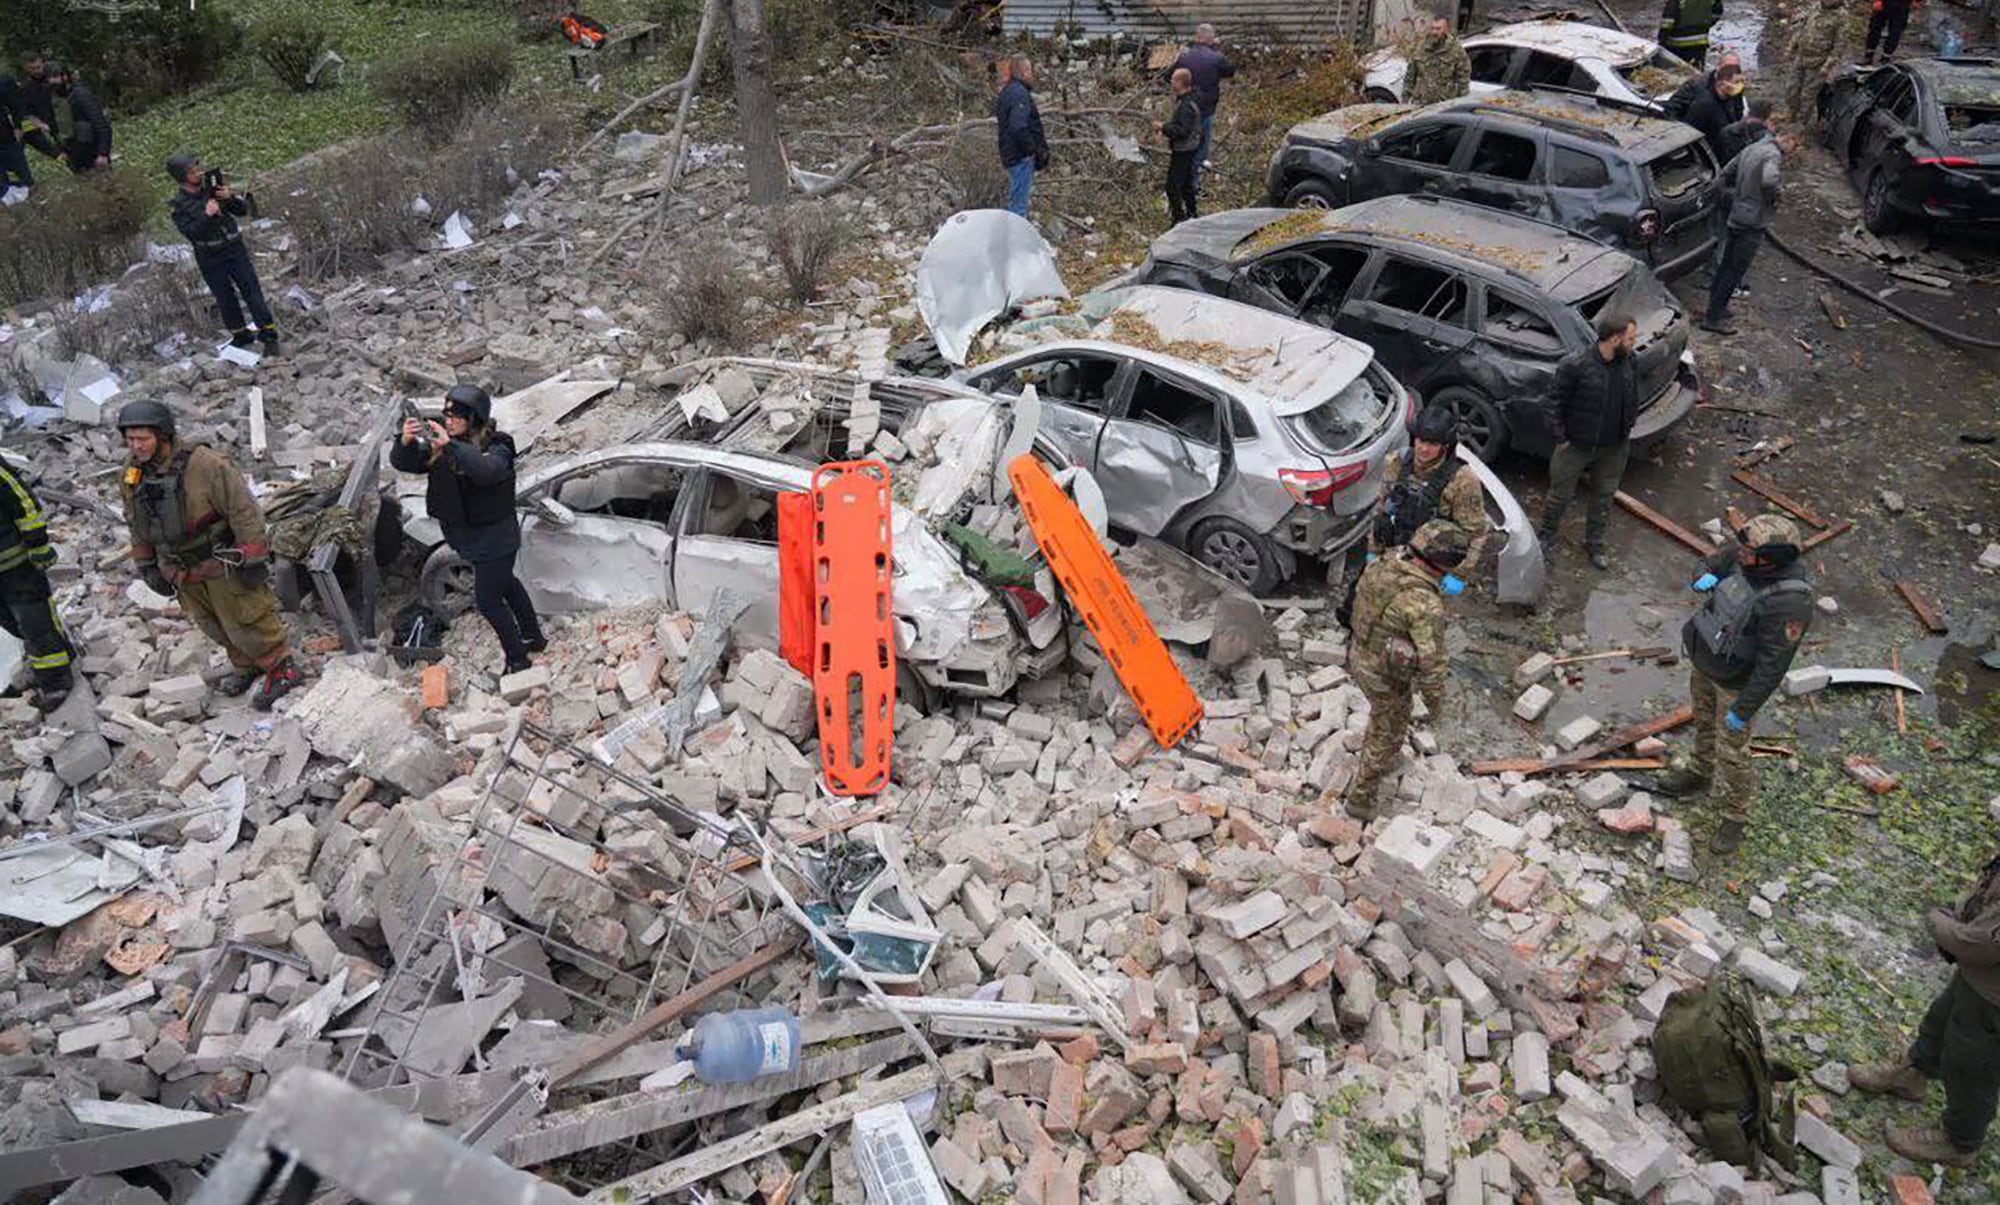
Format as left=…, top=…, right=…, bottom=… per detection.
left=1707, top=224, right=1764, bottom=321
left=0, top=564, right=73, bottom=686
left=1167, top=150, right=1198, bottom=226
left=1865, top=0, right=1911, bottom=58
left=196, top=244, right=276, bottom=335
left=1909, top=971, right=2000, bottom=1152
left=471, top=553, right=541, bottom=664
left=0, top=139, right=30, bottom=188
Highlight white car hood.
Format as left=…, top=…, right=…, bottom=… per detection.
left=916, top=209, right=1070, bottom=366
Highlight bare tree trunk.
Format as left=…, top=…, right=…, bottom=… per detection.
left=728, top=0, right=787, bottom=205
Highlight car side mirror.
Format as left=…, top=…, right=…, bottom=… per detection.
left=533, top=496, right=577, bottom=527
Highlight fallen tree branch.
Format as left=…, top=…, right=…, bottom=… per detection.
left=575, top=78, right=692, bottom=158
left=590, top=0, right=724, bottom=267
left=791, top=104, right=1145, bottom=200
left=575, top=0, right=722, bottom=159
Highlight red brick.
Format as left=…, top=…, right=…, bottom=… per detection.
left=1046, top=1151, right=1084, bottom=1205
left=1057, top=1033, right=1099, bottom=1065
left=1111, top=1121, right=1156, bottom=1151
left=1306, top=814, right=1364, bottom=847
left=1891, top=1175, right=1934, bottom=1205
left=1123, top=1041, right=1187, bottom=1076
left=1247, top=1032, right=1281, bottom=1097
left=1596, top=798, right=1655, bottom=834
left=1045, top=1059, right=1083, bottom=1135
left=1478, top=851, right=1523, bottom=897
left=1349, top=895, right=1382, bottom=923
left=1300, top=959, right=1334, bottom=990
left=1491, top=865, right=1550, bottom=912
left=420, top=664, right=449, bottom=709
left=1228, top=1116, right=1266, bottom=1178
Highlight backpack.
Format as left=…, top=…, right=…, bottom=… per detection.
left=1653, top=974, right=1799, bottom=1171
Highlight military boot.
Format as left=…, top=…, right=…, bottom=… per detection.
left=1849, top=1059, right=1928, bottom=1101
left=1710, top=819, right=1745, bottom=855
left=1342, top=779, right=1384, bottom=824
left=229, top=328, right=257, bottom=349
left=251, top=660, right=303, bottom=711
left=216, top=668, right=259, bottom=697
left=1885, top=1124, right=1978, bottom=1168
left=1651, top=766, right=1711, bottom=797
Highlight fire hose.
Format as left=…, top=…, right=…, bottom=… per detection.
left=1764, top=227, right=2000, bottom=351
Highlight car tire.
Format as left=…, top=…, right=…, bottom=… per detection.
left=1861, top=167, right=1902, bottom=235
left=1431, top=385, right=1508, bottom=462
left=419, top=545, right=476, bottom=617
left=1188, top=517, right=1283, bottom=595
left=1284, top=177, right=1341, bottom=209
left=1363, top=87, right=1399, bottom=104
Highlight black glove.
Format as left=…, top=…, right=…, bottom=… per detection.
left=140, top=564, right=174, bottom=596
left=27, top=544, right=55, bottom=570
left=237, top=561, right=270, bottom=589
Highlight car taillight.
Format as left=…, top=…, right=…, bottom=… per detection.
left=1280, top=464, right=1367, bottom=507
left=1404, top=387, right=1420, bottom=427
left=1001, top=585, right=1050, bottom=620
left=1916, top=155, right=1976, bottom=168
left=1636, top=208, right=1661, bottom=242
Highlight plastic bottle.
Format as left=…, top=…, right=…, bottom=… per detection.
left=680, top=1006, right=802, bottom=1084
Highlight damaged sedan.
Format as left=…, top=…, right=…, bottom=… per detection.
left=1363, top=19, right=1697, bottom=110
left=1819, top=55, right=2000, bottom=234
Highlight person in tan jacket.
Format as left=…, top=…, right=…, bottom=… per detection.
left=116, top=399, right=301, bottom=709
left=1849, top=852, right=2000, bottom=1167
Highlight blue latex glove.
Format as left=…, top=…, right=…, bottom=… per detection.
left=1365, top=552, right=1378, bottom=563
left=1724, top=710, right=1748, bottom=732
left=1439, top=573, right=1466, bottom=596
left=1693, top=572, right=1719, bottom=592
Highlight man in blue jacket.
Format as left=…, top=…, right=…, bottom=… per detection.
left=1171, top=24, right=1235, bottom=198
left=995, top=55, right=1050, bottom=219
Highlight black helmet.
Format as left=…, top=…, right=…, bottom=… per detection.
left=443, top=383, right=493, bottom=426
left=1409, top=519, right=1470, bottom=570
left=1410, top=401, right=1458, bottom=452
left=115, top=398, right=177, bottom=439
left=166, top=153, right=200, bottom=183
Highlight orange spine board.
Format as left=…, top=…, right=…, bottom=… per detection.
left=810, top=460, right=896, bottom=797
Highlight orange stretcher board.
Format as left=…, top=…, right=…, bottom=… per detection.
left=811, top=461, right=895, bottom=797
left=777, top=490, right=815, bottom=677
left=1008, top=454, right=1203, bottom=751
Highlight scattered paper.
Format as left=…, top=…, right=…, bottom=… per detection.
left=79, top=375, right=121, bottom=405
left=502, top=211, right=523, bottom=230
left=440, top=211, right=474, bottom=251
left=639, top=1058, right=699, bottom=1093
left=410, top=195, right=433, bottom=217
left=217, top=343, right=263, bottom=368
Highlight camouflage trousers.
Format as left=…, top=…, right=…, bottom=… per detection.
left=1781, top=63, right=1829, bottom=121
left=1690, top=667, right=1756, bottom=822
left=177, top=574, right=289, bottom=671
left=1348, top=681, right=1413, bottom=813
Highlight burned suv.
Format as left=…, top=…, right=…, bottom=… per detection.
left=1266, top=91, right=1720, bottom=277
left=1129, top=195, right=1698, bottom=463
left=1819, top=56, right=2000, bottom=233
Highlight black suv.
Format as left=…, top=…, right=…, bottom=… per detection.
left=1819, top=56, right=2000, bottom=233
left=1129, top=196, right=1698, bottom=463
left=1265, top=91, right=1720, bottom=279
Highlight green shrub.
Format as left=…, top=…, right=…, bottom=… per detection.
left=0, top=168, right=152, bottom=308
left=251, top=8, right=333, bottom=94
left=0, top=5, right=241, bottom=113
left=372, top=32, right=518, bottom=141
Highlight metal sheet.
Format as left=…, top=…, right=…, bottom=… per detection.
left=916, top=210, right=1069, bottom=367
left=1003, top=0, right=1370, bottom=46
left=0, top=845, right=120, bottom=927
left=490, top=374, right=619, bottom=455
left=1454, top=447, right=1545, bottom=607
left=1824, top=668, right=1925, bottom=694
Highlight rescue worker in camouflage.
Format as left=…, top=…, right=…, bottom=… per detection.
left=1780, top=0, right=1852, bottom=120
left=1850, top=850, right=2000, bottom=1167
left=1339, top=520, right=1469, bottom=821
left=1403, top=14, right=1471, bottom=107
left=1652, top=513, right=1812, bottom=855
left=0, top=457, right=74, bottom=708
left=116, top=399, right=303, bottom=709
left=1370, top=403, right=1487, bottom=572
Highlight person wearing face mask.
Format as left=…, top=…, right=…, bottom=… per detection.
left=391, top=385, right=545, bottom=676
left=1403, top=13, right=1471, bottom=106
left=1652, top=513, right=1812, bottom=859
left=1537, top=312, right=1639, bottom=571
left=1663, top=57, right=1747, bottom=159
left=1337, top=520, right=1469, bottom=823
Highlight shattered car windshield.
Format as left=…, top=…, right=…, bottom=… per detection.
left=1617, top=51, right=1697, bottom=94
left=1288, top=369, right=1386, bottom=452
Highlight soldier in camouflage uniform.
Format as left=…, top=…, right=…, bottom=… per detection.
left=1403, top=15, right=1472, bottom=107
left=1339, top=520, right=1470, bottom=821
left=1780, top=0, right=1853, bottom=121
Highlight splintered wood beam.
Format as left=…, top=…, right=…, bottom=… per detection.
left=1732, top=436, right=1795, bottom=470
left=1614, top=492, right=1715, bottom=556
left=1730, top=469, right=1830, bottom=530
left=1894, top=581, right=1948, bottom=633
left=1467, top=756, right=1667, bottom=774
left=1473, top=705, right=1696, bottom=778
left=1803, top=519, right=1853, bottom=550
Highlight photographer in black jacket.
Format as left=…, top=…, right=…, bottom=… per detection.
left=391, top=385, right=546, bottom=676
left=168, top=154, right=280, bottom=354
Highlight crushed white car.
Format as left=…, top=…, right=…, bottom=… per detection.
left=1363, top=19, right=1698, bottom=111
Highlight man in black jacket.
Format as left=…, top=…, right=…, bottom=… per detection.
left=995, top=55, right=1050, bottom=220
left=1654, top=513, right=1812, bottom=858
left=45, top=64, right=111, bottom=173
left=1170, top=24, right=1235, bottom=198
left=0, top=72, right=55, bottom=191
left=1536, top=312, right=1638, bottom=570
left=1157, top=68, right=1201, bottom=226
left=1663, top=57, right=1746, bottom=158
left=167, top=154, right=279, bottom=355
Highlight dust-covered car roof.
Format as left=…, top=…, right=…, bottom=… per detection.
left=1907, top=57, right=2000, bottom=105
left=1472, top=19, right=1665, bottom=66
left=1288, top=91, right=1705, bottom=155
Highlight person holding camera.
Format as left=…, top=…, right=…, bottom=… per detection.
left=391, top=385, right=545, bottom=676
left=168, top=153, right=279, bottom=355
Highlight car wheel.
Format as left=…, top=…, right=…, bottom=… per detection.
left=1363, top=87, right=1399, bottom=104
left=419, top=545, right=476, bottom=617
left=1861, top=167, right=1902, bottom=234
left=1284, top=177, right=1341, bottom=209
left=1431, top=385, right=1508, bottom=462
left=1189, top=518, right=1283, bottom=595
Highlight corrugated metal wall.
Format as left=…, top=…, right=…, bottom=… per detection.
left=1002, top=0, right=1372, bottom=47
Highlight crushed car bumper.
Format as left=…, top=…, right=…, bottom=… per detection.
left=1632, top=362, right=1697, bottom=445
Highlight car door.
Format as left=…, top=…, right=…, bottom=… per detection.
left=1094, top=364, right=1227, bottom=537
left=1467, top=44, right=1520, bottom=96
left=1544, top=141, right=1623, bottom=244
left=1348, top=118, right=1473, bottom=203
left=1334, top=252, right=1477, bottom=392
left=670, top=467, right=790, bottom=648
left=1825, top=67, right=1902, bottom=165
left=962, top=350, right=1129, bottom=474
left=1474, top=285, right=1568, bottom=453
left=1852, top=68, right=1922, bottom=183
left=1455, top=125, right=1547, bottom=217
left=517, top=455, right=683, bottom=612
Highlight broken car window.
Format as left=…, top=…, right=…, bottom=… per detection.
left=1289, top=369, right=1387, bottom=453
left=1368, top=257, right=1471, bottom=327
left=1228, top=400, right=1260, bottom=443
left=1124, top=370, right=1221, bottom=446
left=1482, top=290, right=1564, bottom=355
left=1646, top=142, right=1714, bottom=197
left=1550, top=145, right=1612, bottom=189
left=978, top=354, right=1122, bottom=412
left=551, top=462, right=685, bottom=525
left=688, top=473, right=779, bottom=544
left=1467, top=130, right=1540, bottom=181
left=1944, top=105, right=2000, bottom=143
left=1520, top=50, right=1591, bottom=91
left=1469, top=46, right=1515, bottom=85
left=1883, top=75, right=1919, bottom=123
left=1244, top=253, right=1329, bottom=311
left=1377, top=123, right=1465, bottom=167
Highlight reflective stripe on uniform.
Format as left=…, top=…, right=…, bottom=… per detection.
left=0, top=466, right=47, bottom=536
left=26, top=599, right=71, bottom=670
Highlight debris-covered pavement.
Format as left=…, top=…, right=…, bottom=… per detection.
left=1, top=1, right=1998, bottom=1202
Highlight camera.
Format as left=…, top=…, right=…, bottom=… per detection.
left=400, top=399, right=432, bottom=449
left=204, top=166, right=226, bottom=196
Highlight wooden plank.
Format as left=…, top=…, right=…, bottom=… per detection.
left=1802, top=519, right=1853, bottom=551
left=1614, top=492, right=1715, bottom=556
left=1892, top=647, right=1909, bottom=734
left=723, top=805, right=894, bottom=874
left=1472, top=705, right=1695, bottom=778
left=1730, top=469, right=1830, bottom=530
left=1894, top=580, right=1948, bottom=634
left=247, top=387, right=267, bottom=460
left=1731, top=436, right=1795, bottom=470
left=586, top=1049, right=987, bottom=1202
left=1468, top=756, right=1666, bottom=774
left=1724, top=505, right=1749, bottom=532
left=1549, top=647, right=1670, bottom=668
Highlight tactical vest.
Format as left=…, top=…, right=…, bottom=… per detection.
left=1662, top=0, right=1719, bottom=47
left=1689, top=573, right=1809, bottom=672
left=130, top=447, right=234, bottom=568
left=1654, top=974, right=1798, bottom=1171
left=1374, top=452, right=1454, bottom=549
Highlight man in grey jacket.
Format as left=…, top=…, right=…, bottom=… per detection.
left=1701, top=100, right=1787, bottom=336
